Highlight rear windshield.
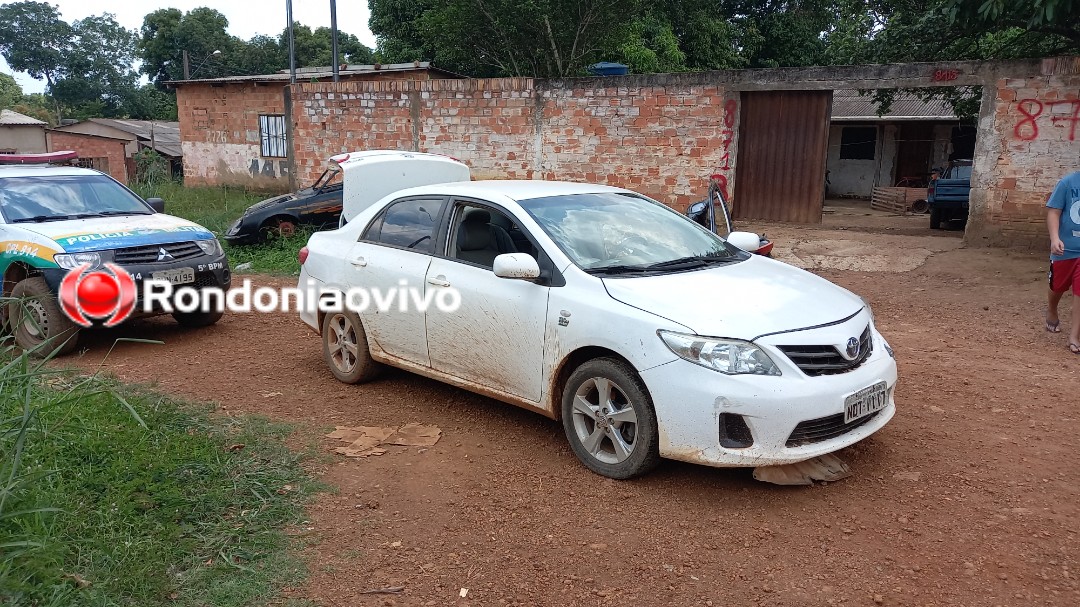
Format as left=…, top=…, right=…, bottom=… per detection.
left=948, top=164, right=973, bottom=180
left=0, top=174, right=151, bottom=223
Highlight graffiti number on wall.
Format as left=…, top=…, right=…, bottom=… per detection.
left=1013, top=99, right=1080, bottom=141
left=710, top=99, right=739, bottom=199
left=933, top=69, right=959, bottom=82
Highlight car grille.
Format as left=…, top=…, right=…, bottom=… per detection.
left=778, top=325, right=873, bottom=376
left=114, top=241, right=203, bottom=264
left=786, top=410, right=881, bottom=447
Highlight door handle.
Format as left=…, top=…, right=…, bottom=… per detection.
left=349, top=256, right=367, bottom=267
left=427, top=275, right=450, bottom=287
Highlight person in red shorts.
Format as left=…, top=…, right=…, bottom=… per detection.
left=1045, top=170, right=1080, bottom=354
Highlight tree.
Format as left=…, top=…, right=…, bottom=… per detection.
left=372, top=0, right=642, bottom=77
left=0, top=1, right=72, bottom=91
left=138, top=7, right=234, bottom=85
left=51, top=14, right=139, bottom=115
left=0, top=73, right=22, bottom=110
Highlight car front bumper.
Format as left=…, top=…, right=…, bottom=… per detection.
left=42, top=253, right=232, bottom=318
left=640, top=325, right=897, bottom=468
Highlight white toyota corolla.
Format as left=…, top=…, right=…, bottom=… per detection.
left=298, top=180, right=897, bottom=479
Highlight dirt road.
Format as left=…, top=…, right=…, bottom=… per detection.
left=71, top=223, right=1080, bottom=606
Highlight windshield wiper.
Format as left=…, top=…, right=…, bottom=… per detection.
left=70, top=211, right=150, bottom=219
left=584, top=264, right=654, bottom=275
left=645, top=255, right=735, bottom=269
left=11, top=215, right=73, bottom=223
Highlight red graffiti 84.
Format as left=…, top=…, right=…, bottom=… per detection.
left=1014, top=98, right=1080, bottom=141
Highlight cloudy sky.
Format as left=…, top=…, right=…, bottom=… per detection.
left=1, top=0, right=379, bottom=94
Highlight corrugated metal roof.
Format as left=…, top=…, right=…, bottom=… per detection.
left=56, top=119, right=182, bottom=157
left=831, top=89, right=957, bottom=121
left=0, top=109, right=46, bottom=125
left=166, top=62, right=464, bottom=85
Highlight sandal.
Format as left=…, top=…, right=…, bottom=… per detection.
left=1070, top=343, right=1080, bottom=355
left=1046, top=318, right=1062, bottom=333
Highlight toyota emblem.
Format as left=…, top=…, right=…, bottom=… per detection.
left=845, top=337, right=860, bottom=359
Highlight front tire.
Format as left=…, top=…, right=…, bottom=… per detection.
left=8, top=277, right=80, bottom=357
left=561, top=358, right=660, bottom=479
left=929, top=207, right=943, bottom=230
left=322, top=310, right=382, bottom=384
left=173, top=309, right=225, bottom=327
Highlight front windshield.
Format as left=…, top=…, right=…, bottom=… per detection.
left=0, top=175, right=152, bottom=223
left=312, top=168, right=342, bottom=190
left=519, top=192, right=745, bottom=272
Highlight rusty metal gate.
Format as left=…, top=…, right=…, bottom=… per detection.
left=733, top=91, right=832, bottom=223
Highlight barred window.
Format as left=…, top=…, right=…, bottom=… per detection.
left=259, top=114, right=288, bottom=158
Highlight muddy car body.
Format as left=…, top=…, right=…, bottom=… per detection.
left=298, top=181, right=897, bottom=479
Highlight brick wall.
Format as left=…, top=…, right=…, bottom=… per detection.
left=177, top=70, right=452, bottom=192
left=47, top=131, right=128, bottom=183
left=292, top=77, right=734, bottom=210
left=176, top=57, right=1080, bottom=248
left=967, top=58, right=1080, bottom=249
left=177, top=82, right=290, bottom=190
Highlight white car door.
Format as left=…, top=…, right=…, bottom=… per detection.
left=424, top=201, right=550, bottom=402
left=345, top=196, right=446, bottom=366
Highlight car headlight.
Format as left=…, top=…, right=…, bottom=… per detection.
left=54, top=252, right=102, bottom=270
left=226, top=217, right=242, bottom=236
left=882, top=337, right=894, bottom=358
left=658, top=330, right=781, bottom=376
left=195, top=239, right=222, bottom=256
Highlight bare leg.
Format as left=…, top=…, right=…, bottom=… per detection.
left=1048, top=289, right=1065, bottom=331
left=1070, top=293, right=1080, bottom=352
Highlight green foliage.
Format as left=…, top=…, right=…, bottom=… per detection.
left=0, top=342, right=317, bottom=605
left=130, top=182, right=304, bottom=275
left=0, top=1, right=71, bottom=87
left=134, top=149, right=172, bottom=190
left=0, top=73, right=21, bottom=110
left=615, top=14, right=687, bottom=74
left=374, top=0, right=643, bottom=77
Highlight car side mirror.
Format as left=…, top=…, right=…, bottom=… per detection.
left=493, top=253, right=540, bottom=280
left=146, top=197, right=165, bottom=213
left=726, top=231, right=762, bottom=252
left=687, top=201, right=707, bottom=216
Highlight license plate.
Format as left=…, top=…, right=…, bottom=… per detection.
left=151, top=267, right=195, bottom=285
left=844, top=381, right=888, bottom=423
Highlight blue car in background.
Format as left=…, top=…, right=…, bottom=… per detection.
left=928, top=159, right=972, bottom=230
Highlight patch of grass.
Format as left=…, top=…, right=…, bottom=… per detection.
left=132, top=182, right=306, bottom=275
left=0, top=340, right=319, bottom=606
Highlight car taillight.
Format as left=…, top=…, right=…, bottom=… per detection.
left=298, top=246, right=309, bottom=265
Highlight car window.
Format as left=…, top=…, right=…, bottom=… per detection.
left=0, top=174, right=152, bottom=223
left=448, top=203, right=536, bottom=269
left=949, top=164, right=973, bottom=180
left=362, top=197, right=444, bottom=253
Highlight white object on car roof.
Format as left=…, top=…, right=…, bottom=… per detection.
left=333, top=150, right=471, bottom=226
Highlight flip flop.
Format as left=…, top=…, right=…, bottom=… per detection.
left=1070, top=343, right=1080, bottom=355
left=1046, top=318, right=1062, bottom=333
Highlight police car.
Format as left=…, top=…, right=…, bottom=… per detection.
left=0, top=151, right=230, bottom=355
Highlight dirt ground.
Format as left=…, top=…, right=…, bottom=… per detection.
left=68, top=209, right=1080, bottom=607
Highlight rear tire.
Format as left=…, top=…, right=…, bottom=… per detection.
left=322, top=310, right=382, bottom=384
left=8, top=277, right=80, bottom=357
left=561, top=358, right=660, bottom=479
left=929, top=207, right=942, bottom=230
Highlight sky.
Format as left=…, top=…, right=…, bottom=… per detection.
left=0, top=0, right=379, bottom=94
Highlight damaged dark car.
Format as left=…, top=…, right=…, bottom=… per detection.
left=224, top=168, right=343, bottom=245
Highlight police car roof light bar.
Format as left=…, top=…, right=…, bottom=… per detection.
left=0, top=150, right=79, bottom=165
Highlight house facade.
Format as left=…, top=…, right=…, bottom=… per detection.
left=170, top=62, right=462, bottom=189
left=826, top=89, right=976, bottom=198
left=0, top=109, right=47, bottom=153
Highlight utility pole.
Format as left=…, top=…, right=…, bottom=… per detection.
left=330, top=0, right=340, bottom=81
left=183, top=50, right=190, bottom=80
left=286, top=0, right=296, bottom=83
